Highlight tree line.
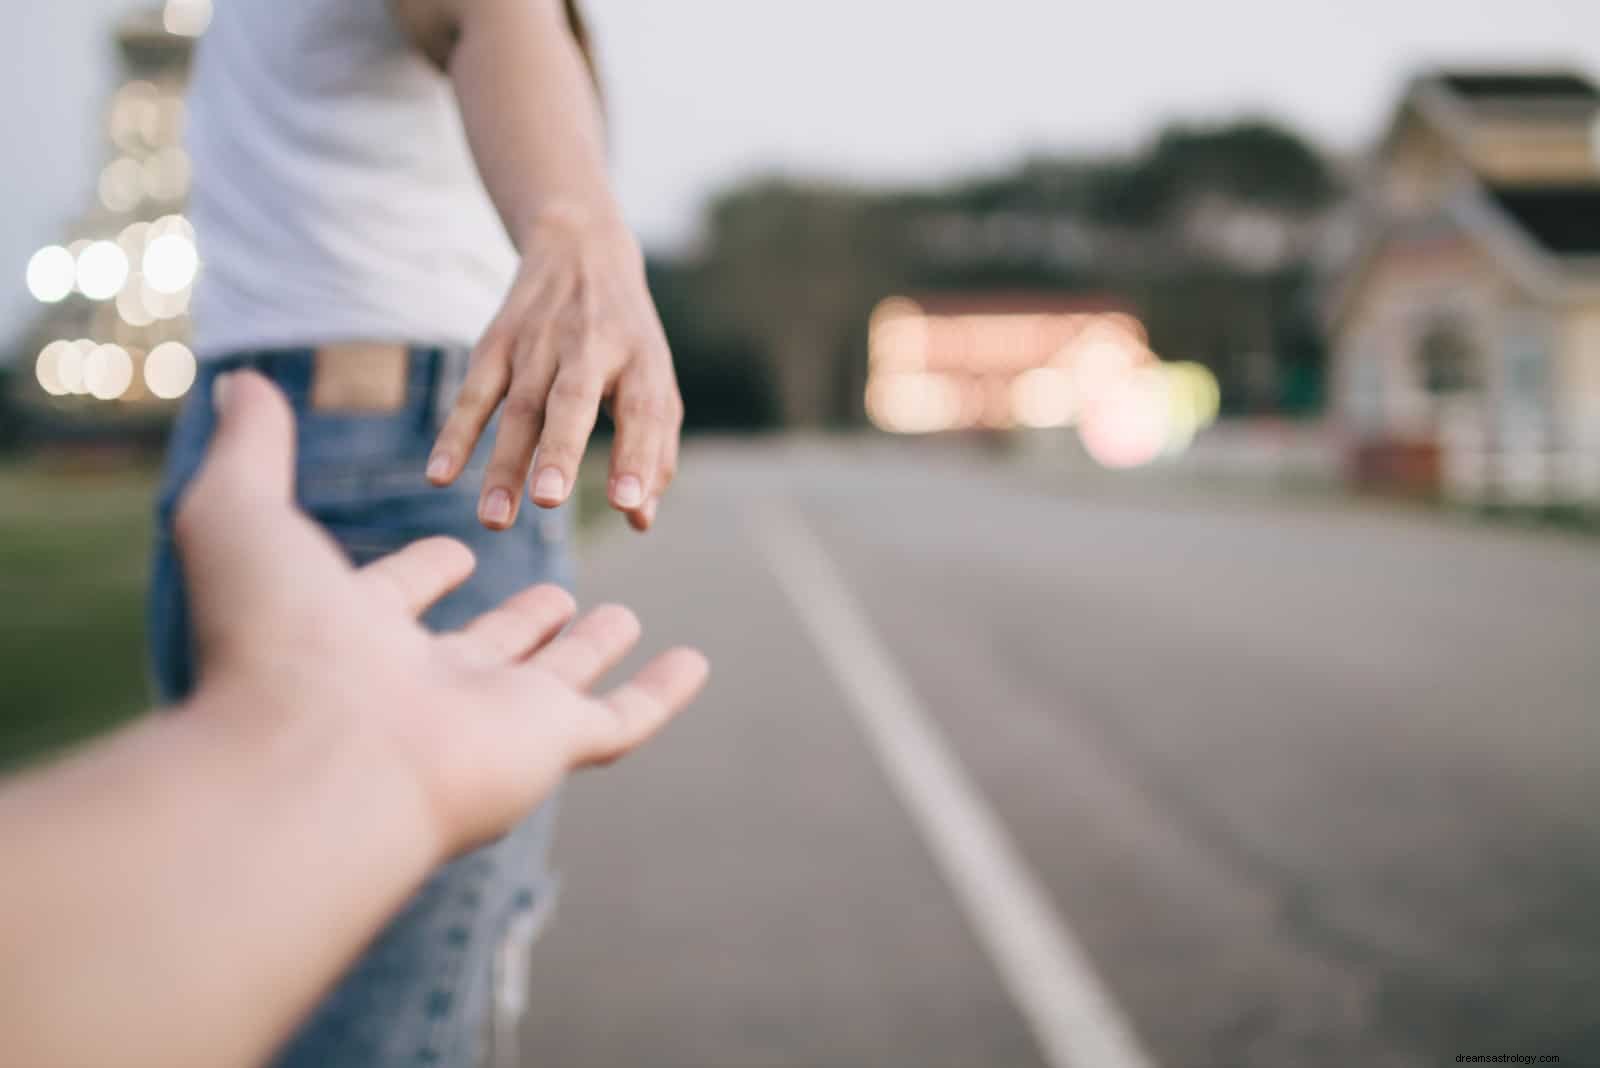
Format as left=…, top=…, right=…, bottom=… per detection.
left=650, top=118, right=1344, bottom=432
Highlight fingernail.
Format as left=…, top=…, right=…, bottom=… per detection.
left=643, top=497, right=658, bottom=524
left=211, top=372, right=234, bottom=412
left=426, top=454, right=452, bottom=481
left=613, top=475, right=644, bottom=509
left=481, top=488, right=512, bottom=525
left=532, top=467, right=566, bottom=503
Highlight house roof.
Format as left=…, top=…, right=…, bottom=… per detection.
left=1331, top=67, right=1600, bottom=328
left=1485, top=185, right=1600, bottom=256
left=1439, top=71, right=1600, bottom=104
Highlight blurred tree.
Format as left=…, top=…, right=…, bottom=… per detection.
left=694, top=178, right=904, bottom=427
left=647, top=258, right=779, bottom=432
left=0, top=366, right=22, bottom=451
left=1092, top=119, right=1339, bottom=225
left=662, top=119, right=1345, bottom=428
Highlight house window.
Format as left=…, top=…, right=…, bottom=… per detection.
left=1417, top=317, right=1481, bottom=396
left=1500, top=314, right=1553, bottom=436
left=1503, top=328, right=1550, bottom=407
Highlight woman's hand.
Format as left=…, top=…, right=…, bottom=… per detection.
left=426, top=206, right=683, bottom=533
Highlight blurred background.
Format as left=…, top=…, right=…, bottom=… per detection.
left=4, top=2, right=1600, bottom=1065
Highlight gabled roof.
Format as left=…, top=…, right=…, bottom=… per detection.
left=1439, top=71, right=1600, bottom=104
left=1329, top=67, right=1600, bottom=330
left=1486, top=185, right=1600, bottom=256
left=1378, top=67, right=1600, bottom=164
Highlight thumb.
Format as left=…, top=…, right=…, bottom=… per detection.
left=173, top=371, right=297, bottom=556
left=198, top=371, right=297, bottom=504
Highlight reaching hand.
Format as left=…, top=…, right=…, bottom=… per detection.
left=426, top=206, right=683, bottom=534
left=177, top=370, right=708, bottom=857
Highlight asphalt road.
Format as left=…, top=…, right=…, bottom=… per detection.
left=518, top=440, right=1600, bottom=1068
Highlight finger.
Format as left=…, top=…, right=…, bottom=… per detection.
left=426, top=343, right=512, bottom=487
left=528, top=603, right=640, bottom=689
left=358, top=537, right=476, bottom=618
left=626, top=499, right=654, bottom=533
left=658, top=421, right=681, bottom=499
left=629, top=428, right=677, bottom=533
left=478, top=357, right=557, bottom=529
left=530, top=358, right=607, bottom=509
left=606, top=373, right=665, bottom=518
left=457, top=584, right=576, bottom=665
left=578, top=648, right=710, bottom=766
left=175, top=371, right=296, bottom=545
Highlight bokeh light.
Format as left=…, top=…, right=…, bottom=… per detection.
left=84, top=344, right=135, bottom=401
left=145, top=341, right=198, bottom=400
left=866, top=372, right=963, bottom=434
left=1160, top=362, right=1223, bottom=454
left=98, top=157, right=145, bottom=213
left=1079, top=369, right=1171, bottom=469
left=149, top=213, right=196, bottom=242
left=55, top=341, right=95, bottom=395
left=75, top=241, right=130, bottom=301
left=164, top=0, right=213, bottom=37
left=1011, top=367, right=1075, bottom=429
left=142, top=147, right=192, bottom=202
left=116, top=284, right=156, bottom=327
left=865, top=295, right=1222, bottom=466
left=117, top=221, right=151, bottom=260
left=138, top=277, right=192, bottom=320
left=143, top=233, right=199, bottom=294
left=35, top=341, right=73, bottom=396
left=26, top=246, right=77, bottom=304
left=109, top=81, right=159, bottom=152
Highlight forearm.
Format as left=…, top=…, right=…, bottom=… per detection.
left=0, top=689, right=438, bottom=1068
left=450, top=0, right=624, bottom=248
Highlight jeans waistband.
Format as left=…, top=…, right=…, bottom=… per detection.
left=196, top=346, right=471, bottom=425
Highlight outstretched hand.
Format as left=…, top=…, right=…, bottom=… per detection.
left=178, top=370, right=707, bottom=857
left=426, top=207, right=682, bottom=534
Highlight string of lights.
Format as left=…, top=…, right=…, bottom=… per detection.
left=22, top=0, right=212, bottom=406
left=864, top=296, right=1221, bottom=468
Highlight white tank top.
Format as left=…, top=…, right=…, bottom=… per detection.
left=186, top=0, right=517, bottom=357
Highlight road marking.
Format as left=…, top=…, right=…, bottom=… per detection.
left=756, top=505, right=1158, bottom=1068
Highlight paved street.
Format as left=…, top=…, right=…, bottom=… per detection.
left=519, top=440, right=1600, bottom=1068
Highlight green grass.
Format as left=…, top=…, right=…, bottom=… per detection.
left=0, top=460, right=159, bottom=771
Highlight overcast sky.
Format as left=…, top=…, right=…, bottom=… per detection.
left=5, top=0, right=1600, bottom=355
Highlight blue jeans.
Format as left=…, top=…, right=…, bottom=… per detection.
left=148, top=349, right=572, bottom=1067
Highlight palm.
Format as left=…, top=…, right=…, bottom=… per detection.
left=175, top=373, right=707, bottom=858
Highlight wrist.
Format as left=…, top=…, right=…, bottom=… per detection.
left=182, top=678, right=448, bottom=875
left=515, top=199, right=639, bottom=261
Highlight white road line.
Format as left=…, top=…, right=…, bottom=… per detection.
left=755, top=505, right=1158, bottom=1068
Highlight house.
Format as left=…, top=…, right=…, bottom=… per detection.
left=1328, top=70, right=1600, bottom=506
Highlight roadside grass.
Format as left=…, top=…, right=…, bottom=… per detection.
left=0, top=460, right=159, bottom=771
